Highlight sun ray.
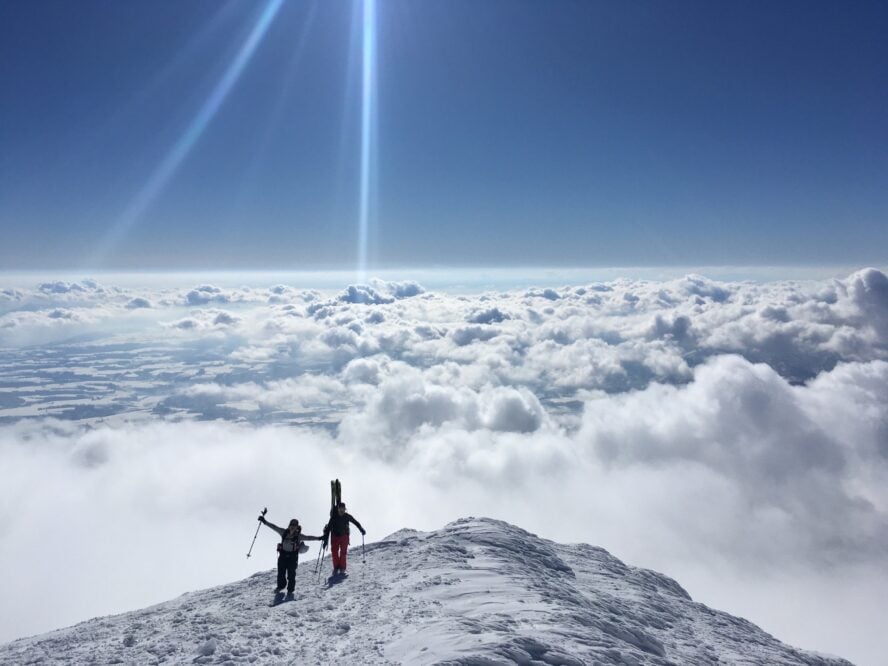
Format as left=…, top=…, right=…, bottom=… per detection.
left=89, top=0, right=285, bottom=268
left=356, top=0, right=377, bottom=284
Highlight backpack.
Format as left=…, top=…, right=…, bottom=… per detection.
left=277, top=524, right=302, bottom=556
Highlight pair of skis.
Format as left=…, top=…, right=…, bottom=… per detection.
left=332, top=479, right=366, bottom=566
left=315, top=478, right=342, bottom=581
left=316, top=478, right=364, bottom=573
left=330, top=478, right=342, bottom=508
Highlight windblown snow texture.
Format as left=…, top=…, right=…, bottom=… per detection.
left=0, top=518, right=851, bottom=665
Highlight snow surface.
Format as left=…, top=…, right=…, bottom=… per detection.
left=0, top=518, right=852, bottom=665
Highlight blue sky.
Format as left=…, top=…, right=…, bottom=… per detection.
left=1, top=0, right=886, bottom=270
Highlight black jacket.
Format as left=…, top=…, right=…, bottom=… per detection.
left=325, top=509, right=364, bottom=537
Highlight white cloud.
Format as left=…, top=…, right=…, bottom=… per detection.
left=125, top=297, right=152, bottom=309
left=342, top=357, right=385, bottom=385
left=177, top=375, right=347, bottom=414
left=0, top=288, right=25, bottom=303
left=38, top=279, right=105, bottom=295
left=525, top=287, right=562, bottom=301
left=185, top=284, right=230, bottom=306
left=342, top=284, right=392, bottom=305
left=579, top=355, right=888, bottom=565
left=2, top=351, right=886, bottom=659
left=839, top=267, right=888, bottom=338
left=467, top=306, right=511, bottom=324
left=451, top=324, right=501, bottom=346
left=2, top=269, right=888, bottom=664
left=166, top=308, right=242, bottom=332
left=375, top=278, right=425, bottom=299
left=0, top=307, right=102, bottom=345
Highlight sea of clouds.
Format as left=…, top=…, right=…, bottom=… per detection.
left=1, top=268, right=887, bottom=664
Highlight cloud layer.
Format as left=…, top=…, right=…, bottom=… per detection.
left=1, top=269, right=887, bottom=665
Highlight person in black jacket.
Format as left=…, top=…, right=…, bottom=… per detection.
left=323, top=501, right=365, bottom=575
left=259, top=515, right=323, bottom=595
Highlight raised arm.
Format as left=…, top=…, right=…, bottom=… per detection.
left=259, top=516, right=284, bottom=537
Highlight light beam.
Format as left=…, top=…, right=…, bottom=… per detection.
left=90, top=0, right=285, bottom=267
left=357, top=0, right=377, bottom=283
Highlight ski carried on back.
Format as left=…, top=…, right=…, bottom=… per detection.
left=324, top=478, right=364, bottom=583
left=316, top=479, right=341, bottom=583
left=330, top=478, right=341, bottom=508
left=327, top=478, right=346, bottom=585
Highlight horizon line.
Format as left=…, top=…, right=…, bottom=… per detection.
left=0, top=265, right=882, bottom=290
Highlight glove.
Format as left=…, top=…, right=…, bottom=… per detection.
left=258, top=515, right=265, bottom=523
left=360, top=528, right=366, bottom=535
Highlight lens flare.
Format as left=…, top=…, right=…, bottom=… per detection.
left=90, top=0, right=285, bottom=267
left=357, top=0, right=377, bottom=284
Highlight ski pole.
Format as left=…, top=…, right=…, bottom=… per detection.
left=362, top=533, right=366, bottom=564
left=316, top=539, right=328, bottom=583
left=313, top=539, right=325, bottom=575
left=246, top=507, right=267, bottom=558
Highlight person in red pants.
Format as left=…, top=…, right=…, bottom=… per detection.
left=323, top=501, right=365, bottom=575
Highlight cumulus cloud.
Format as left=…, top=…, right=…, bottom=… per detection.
left=173, top=374, right=347, bottom=418
left=677, top=274, right=733, bottom=302
left=380, top=279, right=425, bottom=299
left=342, top=357, right=384, bottom=385
left=125, top=297, right=152, bottom=309
left=338, top=284, right=393, bottom=305
left=840, top=267, right=888, bottom=339
left=185, top=284, right=230, bottom=306
left=0, top=307, right=100, bottom=345
left=526, top=287, right=562, bottom=301
left=166, top=309, right=242, bottom=332
left=0, top=288, right=25, bottom=303
left=338, top=373, right=551, bottom=455
left=451, top=324, right=501, bottom=346
left=38, top=280, right=99, bottom=295
left=213, top=311, right=240, bottom=327
left=173, top=318, right=200, bottom=330
left=330, top=279, right=426, bottom=306
left=580, top=355, right=888, bottom=565
left=467, top=307, right=511, bottom=324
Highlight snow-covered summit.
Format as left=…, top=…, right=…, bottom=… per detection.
left=0, top=517, right=851, bottom=665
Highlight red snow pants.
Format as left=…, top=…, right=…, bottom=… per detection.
left=331, top=534, right=349, bottom=571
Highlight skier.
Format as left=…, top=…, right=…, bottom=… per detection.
left=323, top=501, right=365, bottom=576
left=258, top=515, right=323, bottom=597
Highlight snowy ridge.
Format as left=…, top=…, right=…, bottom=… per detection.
left=0, top=518, right=852, bottom=665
